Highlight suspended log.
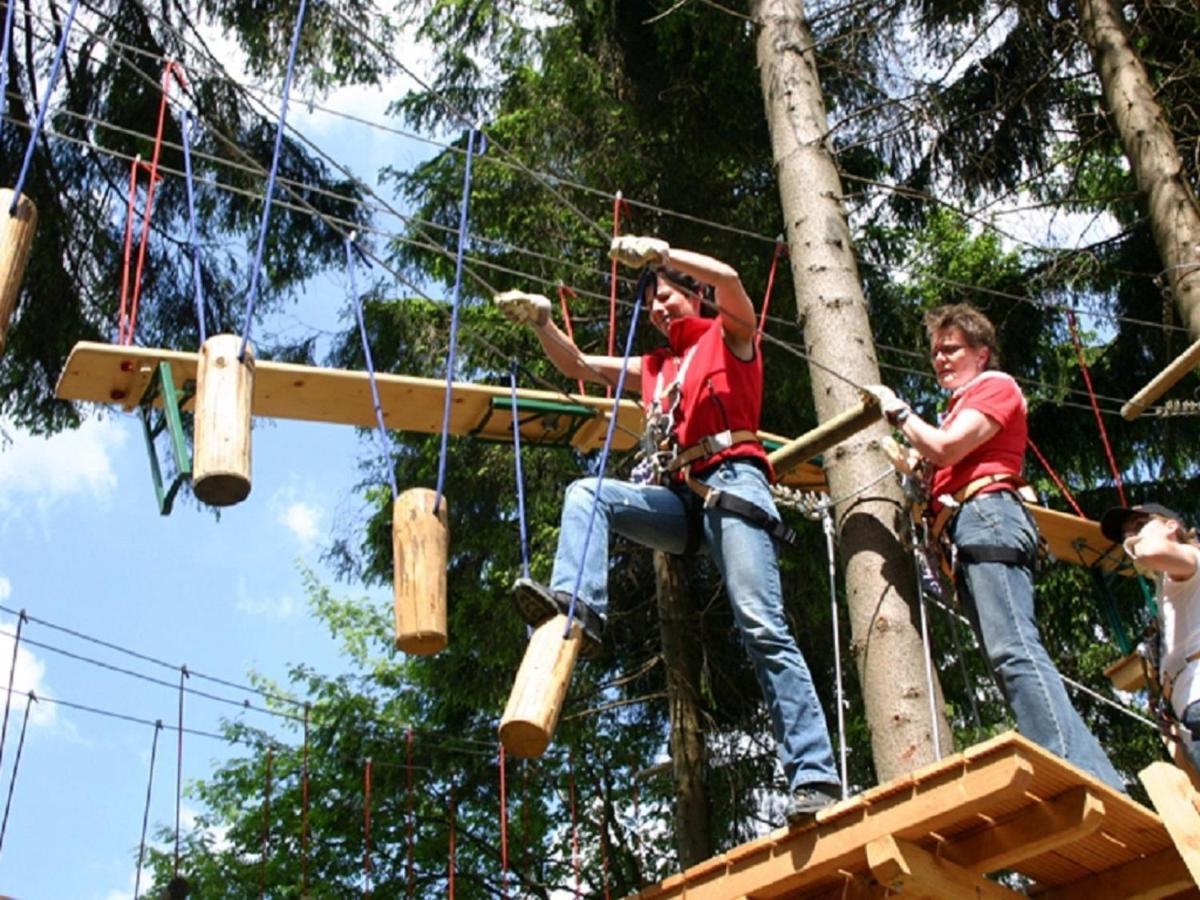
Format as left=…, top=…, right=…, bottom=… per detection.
left=0, top=189, right=38, bottom=356
left=192, top=334, right=254, bottom=506
left=499, top=614, right=583, bottom=758
left=767, top=398, right=881, bottom=478
left=392, top=487, right=449, bottom=655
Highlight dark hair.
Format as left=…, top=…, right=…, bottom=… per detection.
left=923, top=303, right=1000, bottom=369
left=645, top=267, right=717, bottom=317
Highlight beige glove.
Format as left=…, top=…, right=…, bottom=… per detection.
left=880, top=435, right=922, bottom=476
left=610, top=235, right=670, bottom=269
left=494, top=290, right=551, bottom=328
left=863, top=384, right=911, bottom=426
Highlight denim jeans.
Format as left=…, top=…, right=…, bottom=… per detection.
left=1180, top=701, right=1200, bottom=775
left=951, top=490, right=1125, bottom=792
left=550, top=459, right=838, bottom=790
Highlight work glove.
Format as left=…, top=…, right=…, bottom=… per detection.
left=494, top=290, right=551, bottom=328
left=863, top=384, right=911, bottom=426
left=880, top=435, right=922, bottom=477
left=610, top=235, right=670, bottom=269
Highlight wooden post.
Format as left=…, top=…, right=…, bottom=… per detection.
left=1140, top=761, right=1200, bottom=887
left=499, top=614, right=583, bottom=758
left=766, top=398, right=881, bottom=478
left=392, top=488, right=449, bottom=655
left=192, top=334, right=255, bottom=506
left=0, top=189, right=38, bottom=356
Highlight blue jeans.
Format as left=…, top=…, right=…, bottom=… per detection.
left=951, top=491, right=1125, bottom=792
left=551, top=459, right=838, bottom=791
left=1180, top=701, right=1200, bottom=775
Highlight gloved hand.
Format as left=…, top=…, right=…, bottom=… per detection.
left=863, top=384, right=911, bottom=426
left=494, top=290, right=551, bottom=328
left=610, top=235, right=670, bottom=269
left=880, top=435, right=922, bottom=476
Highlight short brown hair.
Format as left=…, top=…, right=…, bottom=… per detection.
left=924, top=303, right=1000, bottom=370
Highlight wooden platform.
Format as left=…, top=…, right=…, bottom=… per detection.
left=629, top=732, right=1198, bottom=899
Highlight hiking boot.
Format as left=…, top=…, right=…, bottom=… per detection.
left=512, top=577, right=605, bottom=659
left=784, top=783, right=841, bottom=827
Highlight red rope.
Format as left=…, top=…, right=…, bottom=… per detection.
left=758, top=239, right=787, bottom=336
left=558, top=284, right=586, bottom=396
left=448, top=782, right=457, bottom=900
left=174, top=665, right=188, bottom=879
left=120, top=63, right=186, bottom=345
left=301, top=705, right=310, bottom=898
left=259, top=746, right=272, bottom=899
left=1065, top=309, right=1127, bottom=505
left=569, top=756, right=581, bottom=898
left=363, top=757, right=373, bottom=899
left=406, top=728, right=414, bottom=898
left=499, top=744, right=509, bottom=899
left=1027, top=437, right=1085, bottom=518
left=600, top=787, right=611, bottom=900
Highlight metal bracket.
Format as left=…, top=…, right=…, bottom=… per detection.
left=138, top=361, right=195, bottom=516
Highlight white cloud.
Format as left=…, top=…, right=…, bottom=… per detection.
left=234, top=576, right=300, bottom=621
left=0, top=575, right=9, bottom=601
left=0, top=617, right=57, bottom=730
left=278, top=500, right=323, bottom=546
left=0, top=416, right=127, bottom=526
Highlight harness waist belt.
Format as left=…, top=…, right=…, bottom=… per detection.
left=668, top=429, right=760, bottom=472
left=930, top=473, right=1035, bottom=540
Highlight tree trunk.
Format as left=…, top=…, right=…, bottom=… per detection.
left=752, top=0, right=952, bottom=781
left=1080, top=0, right=1200, bottom=336
left=654, top=550, right=710, bottom=866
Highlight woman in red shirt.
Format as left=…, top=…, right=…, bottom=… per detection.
left=869, top=303, right=1124, bottom=792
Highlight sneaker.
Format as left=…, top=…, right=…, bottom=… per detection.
left=784, top=783, right=841, bottom=827
left=512, top=578, right=605, bottom=659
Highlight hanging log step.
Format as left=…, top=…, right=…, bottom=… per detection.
left=392, top=487, right=449, bottom=655
left=0, top=189, right=38, bottom=356
left=499, top=614, right=584, bottom=758
left=192, top=334, right=254, bottom=506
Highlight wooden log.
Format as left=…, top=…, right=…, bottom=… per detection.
left=0, top=189, right=38, bottom=356
left=766, top=398, right=881, bottom=478
left=192, top=334, right=254, bottom=506
left=392, top=488, right=449, bottom=655
left=1121, top=334, right=1200, bottom=420
left=499, top=614, right=582, bottom=758
left=1139, top=761, right=1200, bottom=889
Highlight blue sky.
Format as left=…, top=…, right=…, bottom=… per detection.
left=0, top=39, right=437, bottom=897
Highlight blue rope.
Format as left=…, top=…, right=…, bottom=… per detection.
left=180, top=111, right=207, bottom=344
left=509, top=360, right=531, bottom=580
left=346, top=236, right=398, bottom=500
left=564, top=270, right=649, bottom=639
left=433, top=126, right=482, bottom=513
left=10, top=0, right=80, bottom=214
left=238, top=0, right=309, bottom=361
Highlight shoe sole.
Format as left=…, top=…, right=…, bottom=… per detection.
left=512, top=579, right=603, bottom=659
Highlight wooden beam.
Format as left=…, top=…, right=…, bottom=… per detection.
left=1121, top=334, right=1200, bottom=420
left=1140, top=761, right=1200, bottom=888
left=938, top=786, right=1106, bottom=874
left=866, top=835, right=1025, bottom=899
left=1038, top=847, right=1195, bottom=900
left=766, top=399, right=881, bottom=477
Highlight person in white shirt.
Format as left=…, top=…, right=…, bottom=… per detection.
left=1101, top=503, right=1200, bottom=771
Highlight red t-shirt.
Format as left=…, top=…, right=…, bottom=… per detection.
left=641, top=317, right=772, bottom=479
left=930, top=371, right=1027, bottom=508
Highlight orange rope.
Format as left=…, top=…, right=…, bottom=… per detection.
left=1027, top=437, right=1085, bottom=518
left=758, top=239, right=787, bottom=337
left=558, top=284, right=586, bottom=395
left=1065, top=309, right=1127, bottom=505
left=119, top=63, right=186, bottom=345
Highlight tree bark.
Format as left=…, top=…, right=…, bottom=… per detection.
left=752, top=0, right=952, bottom=781
left=1080, top=0, right=1200, bottom=336
left=654, top=550, right=710, bottom=866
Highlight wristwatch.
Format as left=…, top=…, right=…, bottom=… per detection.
left=887, top=406, right=911, bottom=427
